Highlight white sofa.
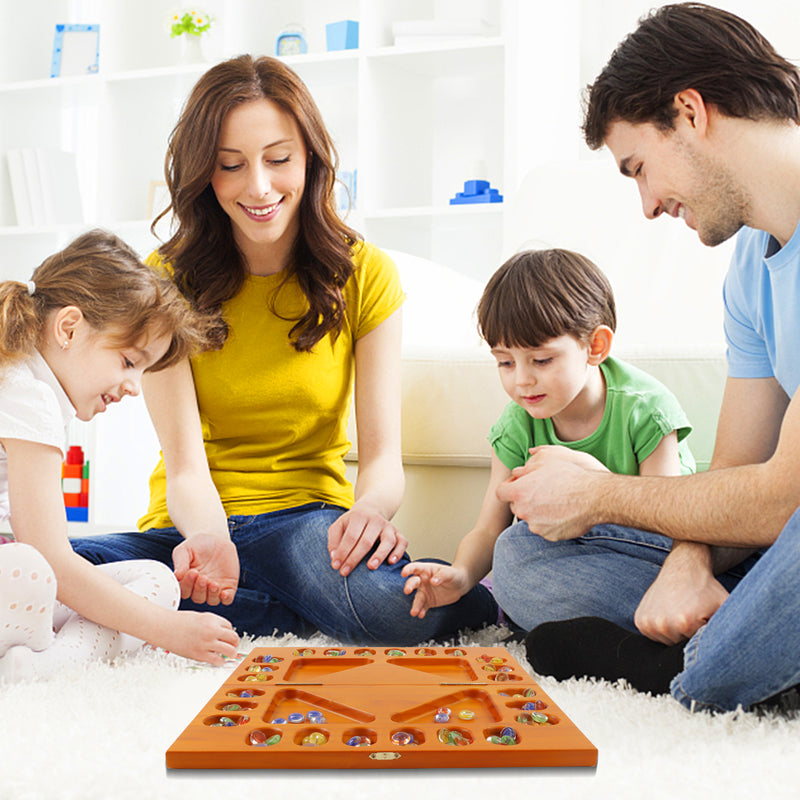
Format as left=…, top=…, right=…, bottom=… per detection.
left=352, top=159, right=733, bottom=561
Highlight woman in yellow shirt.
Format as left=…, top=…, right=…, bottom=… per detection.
left=71, top=55, right=497, bottom=643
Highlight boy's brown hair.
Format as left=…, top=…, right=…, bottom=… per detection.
left=477, top=248, right=616, bottom=349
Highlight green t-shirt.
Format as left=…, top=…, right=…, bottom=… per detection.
left=489, top=357, right=695, bottom=475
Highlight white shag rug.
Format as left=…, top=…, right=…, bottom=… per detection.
left=3, top=626, right=799, bottom=800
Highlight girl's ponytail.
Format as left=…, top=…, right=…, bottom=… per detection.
left=0, top=281, right=40, bottom=363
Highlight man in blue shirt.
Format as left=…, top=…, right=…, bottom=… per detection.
left=495, top=3, right=800, bottom=714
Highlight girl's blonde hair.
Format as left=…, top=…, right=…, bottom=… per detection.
left=0, top=229, right=210, bottom=370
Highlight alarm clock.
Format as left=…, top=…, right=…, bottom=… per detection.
left=276, top=27, right=307, bottom=56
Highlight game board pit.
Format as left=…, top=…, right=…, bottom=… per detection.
left=226, top=688, right=265, bottom=698
left=386, top=657, right=479, bottom=681
left=238, top=673, right=274, bottom=683
left=204, top=714, right=250, bottom=727
left=247, top=727, right=282, bottom=747
left=217, top=701, right=257, bottom=712
left=342, top=727, right=378, bottom=746
left=390, top=727, right=425, bottom=745
left=293, top=727, right=329, bottom=746
left=282, top=657, right=374, bottom=682
left=436, top=726, right=474, bottom=745
left=392, top=688, right=502, bottom=724
left=264, top=688, right=374, bottom=724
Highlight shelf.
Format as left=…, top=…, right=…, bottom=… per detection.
left=366, top=204, right=505, bottom=219
left=367, top=36, right=505, bottom=60
left=0, top=74, right=102, bottom=94
left=0, top=218, right=152, bottom=237
left=0, top=1, right=517, bottom=275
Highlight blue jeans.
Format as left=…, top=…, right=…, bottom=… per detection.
left=70, top=503, right=497, bottom=645
left=671, top=506, right=800, bottom=712
left=492, top=518, right=788, bottom=712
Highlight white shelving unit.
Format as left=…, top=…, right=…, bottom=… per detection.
left=0, top=0, right=582, bottom=530
left=0, top=0, right=583, bottom=279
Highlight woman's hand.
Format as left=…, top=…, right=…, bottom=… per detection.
left=327, top=501, right=408, bottom=577
left=172, top=534, right=240, bottom=605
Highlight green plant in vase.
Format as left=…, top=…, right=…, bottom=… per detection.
left=170, top=9, right=213, bottom=62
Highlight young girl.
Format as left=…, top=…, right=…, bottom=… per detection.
left=70, top=55, right=496, bottom=643
left=0, top=230, right=239, bottom=681
left=402, top=248, right=695, bottom=626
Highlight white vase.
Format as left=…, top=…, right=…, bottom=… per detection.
left=179, top=35, right=205, bottom=64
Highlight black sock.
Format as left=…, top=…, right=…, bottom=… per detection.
left=525, top=616, right=685, bottom=695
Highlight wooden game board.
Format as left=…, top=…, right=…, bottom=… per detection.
left=166, top=645, right=597, bottom=769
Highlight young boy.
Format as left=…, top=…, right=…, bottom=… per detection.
left=401, top=248, right=694, bottom=624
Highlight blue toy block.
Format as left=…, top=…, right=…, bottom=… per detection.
left=326, top=20, right=359, bottom=51
left=463, top=180, right=490, bottom=195
left=66, top=506, right=89, bottom=522
left=449, top=179, right=503, bottom=205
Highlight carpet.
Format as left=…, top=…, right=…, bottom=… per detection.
left=2, top=626, right=799, bottom=800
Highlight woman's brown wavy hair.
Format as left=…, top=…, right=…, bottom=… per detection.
left=154, top=54, right=360, bottom=352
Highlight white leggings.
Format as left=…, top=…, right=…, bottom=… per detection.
left=0, top=542, right=179, bottom=682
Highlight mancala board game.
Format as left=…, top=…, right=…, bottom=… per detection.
left=166, top=645, right=597, bottom=770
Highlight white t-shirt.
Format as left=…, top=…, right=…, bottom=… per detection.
left=0, top=351, right=75, bottom=523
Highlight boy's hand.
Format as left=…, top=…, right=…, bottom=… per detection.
left=401, top=562, right=470, bottom=618
left=521, top=445, right=609, bottom=473
left=172, top=534, right=240, bottom=606
left=166, top=610, right=239, bottom=665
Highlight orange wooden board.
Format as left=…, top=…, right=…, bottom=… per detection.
left=166, top=646, right=597, bottom=770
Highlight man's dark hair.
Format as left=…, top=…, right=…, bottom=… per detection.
left=583, top=3, right=800, bottom=149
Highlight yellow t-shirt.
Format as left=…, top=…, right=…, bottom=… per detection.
left=138, top=241, right=404, bottom=530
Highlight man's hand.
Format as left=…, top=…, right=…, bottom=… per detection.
left=495, top=445, right=607, bottom=541
left=634, top=542, right=729, bottom=644
left=172, top=534, right=240, bottom=605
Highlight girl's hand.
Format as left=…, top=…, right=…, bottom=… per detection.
left=165, top=610, right=239, bottom=665
left=401, top=562, right=470, bottom=618
left=327, top=501, right=408, bottom=577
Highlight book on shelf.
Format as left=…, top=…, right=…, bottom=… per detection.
left=6, top=148, right=85, bottom=227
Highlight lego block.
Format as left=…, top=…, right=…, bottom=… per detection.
left=64, top=493, right=81, bottom=507
left=463, top=180, right=490, bottom=195
left=66, top=507, right=89, bottom=522
left=66, top=445, right=84, bottom=465
left=449, top=179, right=503, bottom=206
left=62, top=477, right=82, bottom=494
left=326, top=20, right=359, bottom=50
